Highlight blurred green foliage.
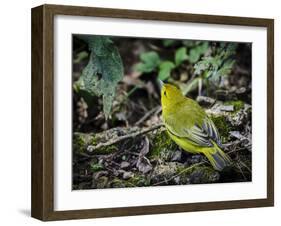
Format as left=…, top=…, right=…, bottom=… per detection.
left=135, top=40, right=237, bottom=95
left=158, top=61, right=176, bottom=80
left=162, top=39, right=176, bottom=47
left=194, top=43, right=237, bottom=86
left=175, top=47, right=188, bottom=66
left=135, top=51, right=161, bottom=73
left=74, top=37, right=238, bottom=119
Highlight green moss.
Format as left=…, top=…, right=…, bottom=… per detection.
left=95, top=176, right=108, bottom=189
left=110, top=178, right=137, bottom=188
left=90, top=162, right=104, bottom=172
left=90, top=136, right=97, bottom=146
left=97, top=145, right=118, bottom=154
left=149, top=130, right=178, bottom=157
left=128, top=175, right=150, bottom=187
left=73, top=133, right=87, bottom=153
left=73, top=132, right=118, bottom=154
left=210, top=115, right=230, bottom=142
left=224, top=100, right=244, bottom=112
left=174, top=164, right=199, bottom=183
left=174, top=165, right=219, bottom=184
left=189, top=166, right=219, bottom=184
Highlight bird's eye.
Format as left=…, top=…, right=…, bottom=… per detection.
left=164, top=91, right=167, bottom=96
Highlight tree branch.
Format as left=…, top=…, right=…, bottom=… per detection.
left=135, top=106, right=162, bottom=126
left=87, top=123, right=164, bottom=152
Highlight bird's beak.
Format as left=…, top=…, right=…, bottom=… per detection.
left=158, top=80, right=164, bottom=90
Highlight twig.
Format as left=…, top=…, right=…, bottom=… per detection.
left=119, top=86, right=140, bottom=105
left=236, top=162, right=247, bottom=180
left=239, top=160, right=252, bottom=173
left=126, top=86, right=139, bottom=97
left=152, top=161, right=207, bottom=186
left=198, top=77, right=202, bottom=97
left=87, top=123, right=164, bottom=152
left=135, top=106, right=162, bottom=126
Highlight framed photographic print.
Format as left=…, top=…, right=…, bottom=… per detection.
left=31, top=4, right=274, bottom=221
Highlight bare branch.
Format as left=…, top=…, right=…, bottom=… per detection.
left=87, top=123, right=164, bottom=152
left=135, top=106, right=162, bottom=126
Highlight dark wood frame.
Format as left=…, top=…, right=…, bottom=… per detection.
left=31, top=4, right=274, bottom=221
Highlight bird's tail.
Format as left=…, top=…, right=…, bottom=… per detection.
left=203, top=145, right=232, bottom=171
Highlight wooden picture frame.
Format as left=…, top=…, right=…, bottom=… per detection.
left=31, top=4, right=274, bottom=221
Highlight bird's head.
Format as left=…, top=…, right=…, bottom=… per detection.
left=159, top=81, right=185, bottom=109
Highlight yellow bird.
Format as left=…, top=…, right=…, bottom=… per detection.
left=160, top=82, right=231, bottom=171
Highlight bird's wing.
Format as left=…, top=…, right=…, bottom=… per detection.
left=165, top=113, right=221, bottom=148
left=201, top=117, right=222, bottom=146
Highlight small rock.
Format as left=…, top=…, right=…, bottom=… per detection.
left=120, top=161, right=130, bottom=169
left=151, top=162, right=183, bottom=184
left=117, top=169, right=126, bottom=174
left=171, top=150, right=182, bottom=162
left=230, top=131, right=246, bottom=140
left=236, top=87, right=246, bottom=94
left=196, top=96, right=216, bottom=107
left=123, top=171, right=134, bottom=180
left=121, top=155, right=127, bottom=161
left=226, top=109, right=248, bottom=128
left=220, top=105, right=234, bottom=112
left=137, top=158, right=153, bottom=174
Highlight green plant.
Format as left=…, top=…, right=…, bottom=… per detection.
left=90, top=162, right=104, bottom=172
left=194, top=43, right=237, bottom=86
left=175, top=47, right=188, bottom=66
left=74, top=36, right=124, bottom=119
left=175, top=42, right=209, bottom=65
left=158, top=61, right=176, bottom=80
left=135, top=41, right=211, bottom=82
left=135, top=41, right=237, bottom=97
left=135, top=51, right=175, bottom=81
left=135, top=51, right=161, bottom=73
left=188, top=42, right=209, bottom=63
left=162, top=39, right=177, bottom=47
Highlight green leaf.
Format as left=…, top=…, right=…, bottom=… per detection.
left=182, top=40, right=196, bottom=47
left=175, top=47, right=188, bottom=66
left=188, top=42, right=209, bottom=63
left=135, top=51, right=160, bottom=73
left=198, top=42, right=209, bottom=54
left=163, top=39, right=176, bottom=47
left=73, top=51, right=89, bottom=64
left=77, top=36, right=124, bottom=119
left=90, top=163, right=104, bottom=172
left=209, top=59, right=235, bottom=84
left=193, top=43, right=237, bottom=86
left=158, top=61, right=175, bottom=81
left=194, top=57, right=211, bottom=75
left=188, top=48, right=201, bottom=63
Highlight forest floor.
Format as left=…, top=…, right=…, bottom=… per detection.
left=72, top=37, right=252, bottom=190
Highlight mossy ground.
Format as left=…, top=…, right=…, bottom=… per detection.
left=224, top=100, right=245, bottom=113
left=73, top=101, right=252, bottom=190
left=148, top=130, right=178, bottom=158
left=210, top=115, right=230, bottom=142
